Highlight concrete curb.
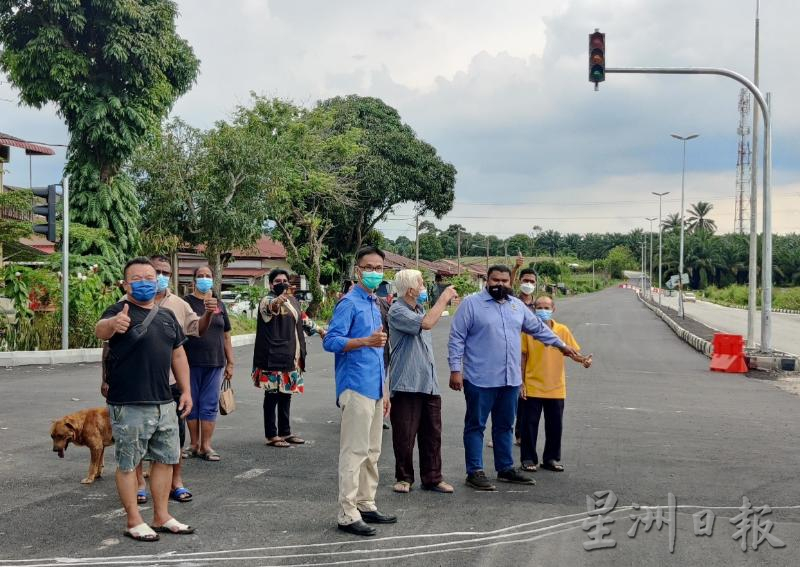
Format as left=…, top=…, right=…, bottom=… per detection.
left=636, top=292, right=713, bottom=358
left=1, top=334, right=256, bottom=368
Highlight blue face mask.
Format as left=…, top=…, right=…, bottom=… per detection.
left=195, top=277, right=213, bottom=293
left=417, top=291, right=428, bottom=305
left=536, top=309, right=553, bottom=321
left=156, top=274, right=170, bottom=292
left=129, top=280, right=157, bottom=302
left=361, top=271, right=383, bottom=290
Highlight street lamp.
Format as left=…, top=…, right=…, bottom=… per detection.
left=645, top=217, right=657, bottom=299
left=651, top=191, right=670, bottom=306
left=671, top=133, right=699, bottom=318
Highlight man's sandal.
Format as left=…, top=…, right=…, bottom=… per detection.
left=265, top=438, right=290, bottom=448
left=150, top=518, right=195, bottom=535
left=124, top=523, right=159, bottom=542
left=422, top=481, right=454, bottom=493
left=137, top=489, right=148, bottom=504
left=169, top=487, right=193, bottom=502
left=393, top=481, right=412, bottom=493
left=521, top=462, right=538, bottom=472
left=284, top=435, right=305, bottom=444
left=541, top=461, right=564, bottom=472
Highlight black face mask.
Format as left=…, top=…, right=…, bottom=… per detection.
left=487, top=285, right=510, bottom=301
left=273, top=283, right=289, bottom=296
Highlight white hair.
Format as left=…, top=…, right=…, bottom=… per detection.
left=394, top=269, right=424, bottom=297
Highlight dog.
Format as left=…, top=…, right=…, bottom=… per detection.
left=50, top=407, right=113, bottom=484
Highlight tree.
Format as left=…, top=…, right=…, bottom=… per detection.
left=505, top=233, right=534, bottom=257
left=0, top=0, right=200, bottom=264
left=0, top=189, right=32, bottom=261
left=236, top=96, right=362, bottom=315
left=418, top=233, right=444, bottom=261
left=687, top=201, right=717, bottom=234
left=538, top=230, right=562, bottom=257
left=662, top=213, right=682, bottom=233
left=604, top=245, right=637, bottom=279
left=133, top=117, right=273, bottom=294
left=319, top=96, right=456, bottom=273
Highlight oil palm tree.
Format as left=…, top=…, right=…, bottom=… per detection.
left=661, top=212, right=682, bottom=233
left=687, top=201, right=717, bottom=234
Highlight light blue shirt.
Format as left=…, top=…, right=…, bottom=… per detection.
left=448, top=289, right=566, bottom=388
left=323, top=285, right=385, bottom=403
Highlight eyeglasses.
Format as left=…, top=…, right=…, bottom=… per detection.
left=359, top=265, right=384, bottom=272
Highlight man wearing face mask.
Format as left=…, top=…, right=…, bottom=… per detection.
left=95, top=257, right=194, bottom=541
left=323, top=246, right=395, bottom=537
left=448, top=265, right=583, bottom=491
left=519, top=295, right=591, bottom=474
left=253, top=269, right=324, bottom=448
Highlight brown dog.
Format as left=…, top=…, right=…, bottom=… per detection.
left=50, top=407, right=113, bottom=484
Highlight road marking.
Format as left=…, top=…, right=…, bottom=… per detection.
left=91, top=506, right=148, bottom=521
left=233, top=468, right=269, bottom=480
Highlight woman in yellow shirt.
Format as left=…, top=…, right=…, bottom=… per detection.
left=519, top=296, right=591, bottom=472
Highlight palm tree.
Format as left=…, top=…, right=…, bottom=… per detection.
left=687, top=201, right=717, bottom=234
left=661, top=213, right=682, bottom=233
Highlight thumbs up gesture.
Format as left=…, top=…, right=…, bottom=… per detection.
left=114, top=303, right=131, bottom=335
left=364, top=327, right=387, bottom=348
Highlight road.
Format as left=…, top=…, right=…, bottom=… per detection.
left=0, top=288, right=798, bottom=566
left=657, top=293, right=800, bottom=355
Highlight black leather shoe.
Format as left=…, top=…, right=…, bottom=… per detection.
left=337, top=520, right=377, bottom=536
left=360, top=510, right=398, bottom=524
left=497, top=467, right=536, bottom=485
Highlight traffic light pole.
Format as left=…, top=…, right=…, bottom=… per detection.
left=604, top=66, right=773, bottom=352
left=61, top=176, right=69, bottom=350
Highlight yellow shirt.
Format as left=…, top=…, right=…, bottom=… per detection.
left=521, top=320, right=580, bottom=399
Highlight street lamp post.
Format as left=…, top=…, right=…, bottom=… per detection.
left=671, top=133, right=699, bottom=318
left=646, top=217, right=657, bottom=299
left=652, top=191, right=670, bottom=306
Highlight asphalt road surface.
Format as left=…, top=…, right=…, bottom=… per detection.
left=658, top=294, right=800, bottom=356
left=1, top=288, right=798, bottom=566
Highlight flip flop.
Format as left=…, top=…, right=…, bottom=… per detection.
left=284, top=436, right=305, bottom=445
left=137, top=489, right=148, bottom=504
left=265, top=438, right=290, bottom=448
left=541, top=461, right=564, bottom=472
left=124, top=522, right=159, bottom=542
left=521, top=462, right=538, bottom=472
left=181, top=448, right=198, bottom=459
left=393, top=481, right=411, bottom=493
left=199, top=450, right=220, bottom=461
left=422, top=481, right=454, bottom=494
left=169, top=487, right=193, bottom=502
left=151, top=518, right=195, bottom=535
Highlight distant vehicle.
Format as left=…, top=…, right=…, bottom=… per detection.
left=220, top=291, right=256, bottom=316
left=0, top=297, right=15, bottom=324
left=683, top=292, right=697, bottom=303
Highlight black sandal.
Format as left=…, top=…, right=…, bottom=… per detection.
left=541, top=461, right=564, bottom=472
left=521, top=462, right=538, bottom=472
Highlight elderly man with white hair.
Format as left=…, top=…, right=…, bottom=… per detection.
left=387, top=269, right=458, bottom=494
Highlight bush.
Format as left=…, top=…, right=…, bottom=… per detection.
left=443, top=274, right=480, bottom=297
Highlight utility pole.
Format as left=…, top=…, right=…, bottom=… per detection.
left=640, top=240, right=645, bottom=292
left=652, top=192, right=669, bottom=306
left=646, top=217, right=657, bottom=299
left=61, top=176, right=70, bottom=350
left=747, top=0, right=760, bottom=349
left=415, top=213, right=420, bottom=268
left=485, top=236, right=490, bottom=273
left=503, top=241, right=508, bottom=263
left=457, top=228, right=462, bottom=275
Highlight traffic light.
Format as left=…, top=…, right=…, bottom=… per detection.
left=589, top=30, right=605, bottom=89
left=32, top=184, right=59, bottom=243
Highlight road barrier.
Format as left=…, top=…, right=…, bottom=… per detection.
left=709, top=333, right=748, bottom=373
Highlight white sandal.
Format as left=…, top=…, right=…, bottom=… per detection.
left=124, top=522, right=159, bottom=542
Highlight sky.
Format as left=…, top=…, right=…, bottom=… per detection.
left=2, top=0, right=800, bottom=244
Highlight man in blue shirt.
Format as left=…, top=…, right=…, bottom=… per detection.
left=448, top=265, right=581, bottom=491
left=323, top=246, right=396, bottom=537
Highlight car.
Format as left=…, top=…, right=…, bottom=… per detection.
left=683, top=292, right=697, bottom=303
left=0, top=297, right=15, bottom=324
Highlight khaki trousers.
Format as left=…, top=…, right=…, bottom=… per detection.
left=338, top=389, right=383, bottom=525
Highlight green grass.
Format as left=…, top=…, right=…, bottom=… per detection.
left=229, top=314, right=257, bottom=335
left=701, top=285, right=800, bottom=311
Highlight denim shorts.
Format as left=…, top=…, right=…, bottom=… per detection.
left=108, top=403, right=180, bottom=471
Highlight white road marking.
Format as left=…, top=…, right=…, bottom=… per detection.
left=233, top=468, right=268, bottom=480
left=91, top=506, right=148, bottom=521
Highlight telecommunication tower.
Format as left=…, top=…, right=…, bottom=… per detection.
left=734, top=89, right=751, bottom=234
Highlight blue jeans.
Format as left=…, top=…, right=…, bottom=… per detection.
left=463, top=380, right=519, bottom=474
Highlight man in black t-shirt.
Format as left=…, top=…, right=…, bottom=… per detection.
left=95, top=257, right=195, bottom=542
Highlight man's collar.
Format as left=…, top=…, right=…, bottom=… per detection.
left=352, top=284, right=375, bottom=300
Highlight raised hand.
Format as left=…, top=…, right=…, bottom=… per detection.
left=440, top=285, right=459, bottom=303
left=113, top=303, right=131, bottom=335
left=364, top=328, right=387, bottom=348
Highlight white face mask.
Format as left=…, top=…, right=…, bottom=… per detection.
left=520, top=282, right=536, bottom=296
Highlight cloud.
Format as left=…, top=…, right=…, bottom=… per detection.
left=2, top=0, right=798, bottom=237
